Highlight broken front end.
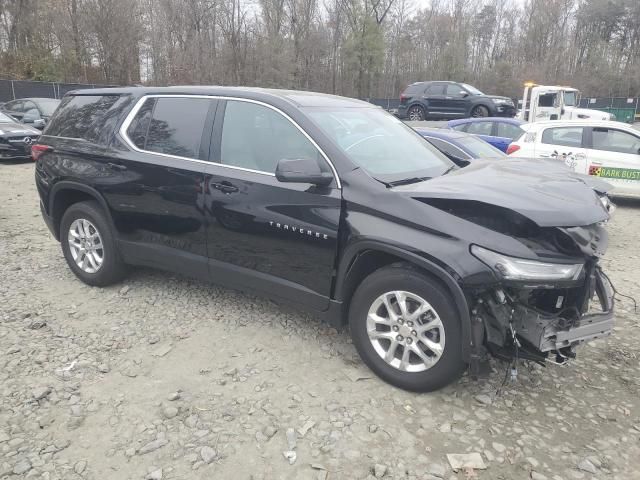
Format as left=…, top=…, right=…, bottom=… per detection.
left=459, top=205, right=615, bottom=370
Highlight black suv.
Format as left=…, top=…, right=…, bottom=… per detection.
left=397, top=81, right=516, bottom=121
left=35, top=87, right=614, bottom=392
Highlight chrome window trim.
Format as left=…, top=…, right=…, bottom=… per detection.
left=119, top=94, right=341, bottom=188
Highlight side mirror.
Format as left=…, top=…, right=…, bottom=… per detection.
left=460, top=91, right=469, bottom=98
left=33, top=118, right=46, bottom=129
left=275, top=158, right=333, bottom=186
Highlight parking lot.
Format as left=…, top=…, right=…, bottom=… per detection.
left=1, top=159, right=639, bottom=480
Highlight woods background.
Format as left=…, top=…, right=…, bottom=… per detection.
left=1, top=0, right=639, bottom=100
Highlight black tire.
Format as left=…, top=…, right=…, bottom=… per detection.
left=349, top=264, right=465, bottom=392
left=60, top=201, right=127, bottom=287
left=407, top=105, right=426, bottom=121
left=471, top=105, right=490, bottom=118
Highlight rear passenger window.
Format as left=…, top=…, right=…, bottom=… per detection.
left=45, top=95, right=120, bottom=143
left=144, top=97, right=211, bottom=158
left=425, top=84, right=445, bottom=95
left=542, top=127, right=584, bottom=148
left=465, top=122, right=493, bottom=135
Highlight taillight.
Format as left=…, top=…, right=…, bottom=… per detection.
left=400, top=93, right=407, bottom=102
left=506, top=144, right=520, bottom=155
left=31, top=144, right=52, bottom=161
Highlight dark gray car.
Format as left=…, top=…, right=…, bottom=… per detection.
left=397, top=81, right=516, bottom=121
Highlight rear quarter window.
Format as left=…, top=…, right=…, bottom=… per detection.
left=403, top=84, right=424, bottom=95
left=44, top=95, right=126, bottom=144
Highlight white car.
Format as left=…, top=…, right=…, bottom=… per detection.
left=508, top=120, right=640, bottom=198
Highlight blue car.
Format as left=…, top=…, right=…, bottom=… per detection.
left=413, top=127, right=506, bottom=166
left=446, top=117, right=525, bottom=152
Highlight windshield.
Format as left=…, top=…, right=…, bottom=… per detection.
left=0, top=112, right=15, bottom=123
left=563, top=91, right=577, bottom=106
left=456, top=136, right=506, bottom=159
left=305, top=107, right=453, bottom=183
left=461, top=83, right=484, bottom=96
left=36, top=99, right=61, bottom=116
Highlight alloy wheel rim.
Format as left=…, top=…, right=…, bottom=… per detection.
left=409, top=108, right=423, bottom=121
left=366, top=291, right=445, bottom=373
left=68, top=219, right=104, bottom=274
left=472, top=107, right=488, bottom=117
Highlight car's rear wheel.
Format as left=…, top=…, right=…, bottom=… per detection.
left=407, top=105, right=425, bottom=121
left=349, top=264, right=465, bottom=392
left=60, top=201, right=127, bottom=286
left=471, top=105, right=490, bottom=118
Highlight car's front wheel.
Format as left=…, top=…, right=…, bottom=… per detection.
left=349, top=264, right=465, bottom=392
left=60, top=201, right=127, bottom=287
left=471, top=105, right=490, bottom=117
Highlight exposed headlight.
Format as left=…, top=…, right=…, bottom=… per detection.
left=492, top=98, right=512, bottom=105
left=598, top=194, right=615, bottom=217
left=471, top=245, right=583, bottom=281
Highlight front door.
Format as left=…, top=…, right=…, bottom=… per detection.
left=203, top=99, right=342, bottom=310
left=584, top=126, right=640, bottom=197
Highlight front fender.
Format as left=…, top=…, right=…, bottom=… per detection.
left=335, top=239, right=473, bottom=361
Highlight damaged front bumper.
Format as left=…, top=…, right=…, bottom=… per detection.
left=473, top=266, right=614, bottom=365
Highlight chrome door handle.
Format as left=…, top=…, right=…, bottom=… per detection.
left=211, top=182, right=238, bottom=194
left=107, top=162, right=127, bottom=171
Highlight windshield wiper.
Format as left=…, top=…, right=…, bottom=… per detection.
left=387, top=176, right=430, bottom=187
left=441, top=165, right=458, bottom=175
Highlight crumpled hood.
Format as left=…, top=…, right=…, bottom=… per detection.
left=0, top=122, right=40, bottom=135
left=392, top=159, right=610, bottom=227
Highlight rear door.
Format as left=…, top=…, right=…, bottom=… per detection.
left=203, top=98, right=342, bottom=310
left=423, top=83, right=448, bottom=117
left=536, top=125, right=588, bottom=172
left=109, top=95, right=216, bottom=278
left=584, top=126, right=640, bottom=196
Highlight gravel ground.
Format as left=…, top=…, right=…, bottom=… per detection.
left=1, top=160, right=639, bottom=480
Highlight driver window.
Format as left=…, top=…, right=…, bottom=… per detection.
left=23, top=108, right=41, bottom=121
left=446, top=84, right=466, bottom=97
left=22, top=101, right=37, bottom=112
left=591, top=128, right=640, bottom=155
left=220, top=100, right=322, bottom=173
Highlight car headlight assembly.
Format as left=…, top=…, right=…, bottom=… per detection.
left=492, top=98, right=512, bottom=105
left=471, top=245, right=583, bottom=281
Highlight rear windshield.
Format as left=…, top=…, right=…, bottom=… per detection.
left=44, top=95, right=127, bottom=144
